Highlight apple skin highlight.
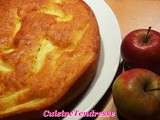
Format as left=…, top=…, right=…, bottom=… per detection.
left=112, top=69, right=160, bottom=120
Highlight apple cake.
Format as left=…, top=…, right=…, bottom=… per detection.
left=0, top=0, right=100, bottom=119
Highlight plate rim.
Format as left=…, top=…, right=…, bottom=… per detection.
left=64, top=0, right=121, bottom=119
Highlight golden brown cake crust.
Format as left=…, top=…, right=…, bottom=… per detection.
left=0, top=0, right=100, bottom=118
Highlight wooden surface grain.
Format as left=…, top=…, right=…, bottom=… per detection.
left=96, top=0, right=160, bottom=120
left=107, top=0, right=160, bottom=37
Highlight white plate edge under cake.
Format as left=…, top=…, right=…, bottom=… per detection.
left=64, top=0, right=122, bottom=119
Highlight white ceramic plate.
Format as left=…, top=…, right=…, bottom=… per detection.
left=64, top=0, right=121, bottom=119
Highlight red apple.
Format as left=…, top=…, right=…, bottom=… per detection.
left=121, top=27, right=160, bottom=73
left=112, top=69, right=160, bottom=120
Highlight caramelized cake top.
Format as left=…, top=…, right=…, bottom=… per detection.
left=0, top=0, right=100, bottom=117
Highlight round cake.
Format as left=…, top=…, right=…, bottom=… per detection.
left=0, top=0, right=100, bottom=119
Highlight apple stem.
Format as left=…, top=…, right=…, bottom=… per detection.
left=144, top=26, right=152, bottom=43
